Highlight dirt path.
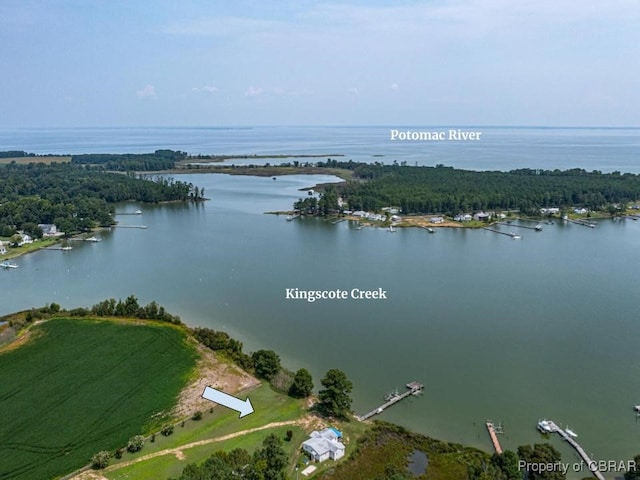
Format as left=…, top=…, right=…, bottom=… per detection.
left=103, top=419, right=301, bottom=472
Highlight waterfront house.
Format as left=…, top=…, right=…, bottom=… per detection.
left=574, top=208, right=588, bottom=214
left=430, top=216, right=444, bottom=224
left=0, top=242, right=6, bottom=255
left=18, top=234, right=33, bottom=246
left=38, top=224, right=58, bottom=236
left=454, top=214, right=472, bottom=222
left=302, top=428, right=345, bottom=463
left=473, top=212, right=490, bottom=221
left=540, top=207, right=560, bottom=215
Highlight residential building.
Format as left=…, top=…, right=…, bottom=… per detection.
left=302, top=428, right=345, bottom=463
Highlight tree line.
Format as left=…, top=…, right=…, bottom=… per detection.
left=310, top=160, right=640, bottom=215
left=71, top=149, right=187, bottom=171
left=172, top=434, right=288, bottom=480
left=0, top=162, right=203, bottom=237
left=193, top=326, right=353, bottom=418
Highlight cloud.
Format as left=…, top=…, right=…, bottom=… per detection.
left=244, top=86, right=264, bottom=97
left=136, top=85, right=157, bottom=99
left=390, top=83, right=399, bottom=91
left=192, top=85, right=218, bottom=94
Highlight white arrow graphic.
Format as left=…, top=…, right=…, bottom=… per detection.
left=201, top=386, right=255, bottom=418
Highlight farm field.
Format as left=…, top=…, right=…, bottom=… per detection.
left=0, top=318, right=197, bottom=480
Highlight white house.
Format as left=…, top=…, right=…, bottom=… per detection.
left=454, top=214, right=472, bottom=222
left=0, top=242, right=6, bottom=255
left=430, top=216, right=444, bottom=224
left=18, top=234, right=33, bottom=246
left=38, top=224, right=58, bottom=236
left=302, top=428, right=345, bottom=463
left=473, top=212, right=490, bottom=221
left=540, top=207, right=560, bottom=215
left=574, top=208, right=588, bottom=214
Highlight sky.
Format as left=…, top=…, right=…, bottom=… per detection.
left=0, top=0, right=638, bottom=127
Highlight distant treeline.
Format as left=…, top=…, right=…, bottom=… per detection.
left=314, top=160, right=640, bottom=214
left=0, top=150, right=37, bottom=158
left=71, top=149, right=187, bottom=171
left=0, top=162, right=203, bottom=237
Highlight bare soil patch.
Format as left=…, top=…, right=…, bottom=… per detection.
left=172, top=342, right=259, bottom=418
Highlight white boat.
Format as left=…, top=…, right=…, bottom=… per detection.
left=565, top=427, right=578, bottom=438
left=510, top=232, right=521, bottom=239
left=84, top=237, right=101, bottom=242
left=134, top=210, right=142, bottom=215
left=388, top=226, right=396, bottom=233
left=60, top=246, right=73, bottom=251
left=427, top=228, right=435, bottom=233
left=537, top=420, right=554, bottom=433
left=0, top=261, right=18, bottom=269
left=634, top=405, right=640, bottom=413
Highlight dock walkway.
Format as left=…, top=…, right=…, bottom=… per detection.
left=358, top=382, right=423, bottom=421
left=485, top=421, right=503, bottom=454
left=565, top=218, right=596, bottom=228
left=541, top=420, right=604, bottom=480
left=481, top=227, right=520, bottom=238
left=495, top=222, right=542, bottom=231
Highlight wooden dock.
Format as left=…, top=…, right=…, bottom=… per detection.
left=481, top=227, right=521, bottom=238
left=358, top=382, right=423, bottom=421
left=565, top=218, right=596, bottom=228
left=112, top=225, right=148, bottom=229
left=540, top=420, right=604, bottom=480
left=485, top=421, right=503, bottom=454
left=495, top=222, right=542, bottom=231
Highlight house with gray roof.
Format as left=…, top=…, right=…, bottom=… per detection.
left=301, top=427, right=345, bottom=463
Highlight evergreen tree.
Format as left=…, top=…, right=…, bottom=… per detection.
left=317, top=369, right=353, bottom=419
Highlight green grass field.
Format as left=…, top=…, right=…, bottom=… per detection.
left=105, top=383, right=305, bottom=480
left=0, top=318, right=197, bottom=480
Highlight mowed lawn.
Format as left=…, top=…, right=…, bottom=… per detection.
left=106, top=383, right=306, bottom=480
left=0, top=318, right=197, bottom=480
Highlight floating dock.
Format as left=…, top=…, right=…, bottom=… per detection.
left=485, top=421, right=503, bottom=454
left=537, top=420, right=604, bottom=480
left=358, top=382, right=423, bottom=421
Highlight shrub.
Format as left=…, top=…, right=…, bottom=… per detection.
left=127, top=435, right=145, bottom=453
left=161, top=424, right=174, bottom=436
left=91, top=451, right=111, bottom=469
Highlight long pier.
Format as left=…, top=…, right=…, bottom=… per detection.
left=481, top=227, right=521, bottom=238
left=565, top=218, right=596, bottom=228
left=485, top=421, right=503, bottom=454
left=495, top=222, right=542, bottom=231
left=112, top=225, right=148, bottom=229
left=358, top=382, right=423, bottom=421
left=539, top=420, right=604, bottom=480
